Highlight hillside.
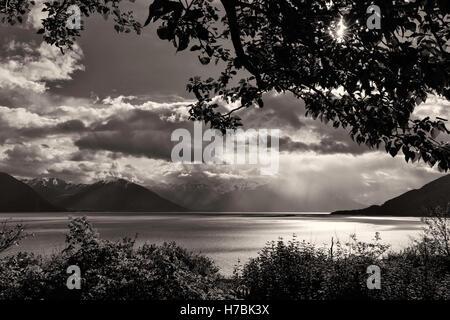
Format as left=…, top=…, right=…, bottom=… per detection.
left=25, top=178, right=87, bottom=205
left=0, top=172, right=61, bottom=212
left=27, top=178, right=186, bottom=212
left=332, top=174, right=450, bottom=216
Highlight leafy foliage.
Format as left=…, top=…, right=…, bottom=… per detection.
left=0, top=217, right=230, bottom=300
left=0, top=220, right=26, bottom=254
left=143, top=0, right=450, bottom=170
left=420, top=203, right=450, bottom=256
left=1, top=0, right=449, bottom=168
left=0, top=0, right=35, bottom=25
left=233, top=234, right=390, bottom=300
left=233, top=234, right=450, bottom=300
left=233, top=205, right=450, bottom=300
left=0, top=0, right=142, bottom=53
left=0, top=209, right=450, bottom=300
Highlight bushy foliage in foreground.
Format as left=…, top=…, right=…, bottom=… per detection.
left=234, top=205, right=450, bottom=300
left=0, top=217, right=230, bottom=300
left=233, top=235, right=449, bottom=300
left=0, top=220, right=25, bottom=253
left=0, top=205, right=449, bottom=300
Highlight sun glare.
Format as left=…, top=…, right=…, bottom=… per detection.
left=330, top=17, right=347, bottom=43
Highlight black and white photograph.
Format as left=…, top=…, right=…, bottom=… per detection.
left=0, top=0, right=449, bottom=312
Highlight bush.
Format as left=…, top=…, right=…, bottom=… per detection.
left=233, top=234, right=390, bottom=300
left=1, top=205, right=449, bottom=300
left=0, top=217, right=231, bottom=300
left=420, top=203, right=450, bottom=257
left=0, top=220, right=26, bottom=254
left=233, top=206, right=450, bottom=300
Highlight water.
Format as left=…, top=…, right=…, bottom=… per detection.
left=0, top=212, right=424, bottom=276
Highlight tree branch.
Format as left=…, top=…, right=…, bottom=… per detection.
left=220, top=0, right=264, bottom=87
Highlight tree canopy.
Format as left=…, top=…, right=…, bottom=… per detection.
left=1, top=0, right=449, bottom=170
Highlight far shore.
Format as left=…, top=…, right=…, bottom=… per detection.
left=0, top=211, right=427, bottom=218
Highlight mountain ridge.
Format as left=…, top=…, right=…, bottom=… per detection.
left=0, top=172, right=62, bottom=212
left=0, top=173, right=186, bottom=212
left=25, top=176, right=187, bottom=212
left=200, top=185, right=363, bottom=212
left=332, top=174, right=450, bottom=216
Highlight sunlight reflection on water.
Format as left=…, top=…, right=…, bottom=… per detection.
left=0, top=212, right=424, bottom=276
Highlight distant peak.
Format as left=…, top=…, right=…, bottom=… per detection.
left=27, top=177, right=68, bottom=187
left=97, top=177, right=131, bottom=185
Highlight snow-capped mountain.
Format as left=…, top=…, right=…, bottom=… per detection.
left=24, top=177, right=186, bottom=212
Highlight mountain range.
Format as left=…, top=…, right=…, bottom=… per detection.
left=202, top=185, right=363, bottom=212
left=0, top=172, right=448, bottom=215
left=0, top=173, right=185, bottom=212
left=152, top=182, right=363, bottom=212
left=0, top=173, right=61, bottom=212
left=332, top=174, right=450, bottom=216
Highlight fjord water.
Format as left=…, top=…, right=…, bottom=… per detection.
left=0, top=213, right=423, bottom=276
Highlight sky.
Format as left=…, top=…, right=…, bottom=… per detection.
left=0, top=1, right=448, bottom=211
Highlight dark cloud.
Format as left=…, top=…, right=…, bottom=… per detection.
left=38, top=10, right=221, bottom=99
left=44, top=167, right=91, bottom=183
left=74, top=109, right=189, bottom=160
left=75, top=130, right=173, bottom=160
left=0, top=144, right=62, bottom=178
left=279, top=135, right=370, bottom=155
left=69, top=150, right=97, bottom=162
left=232, top=92, right=372, bottom=155
left=238, top=93, right=307, bottom=129
left=55, top=119, right=86, bottom=132
left=0, top=6, right=447, bottom=210
left=0, top=119, right=86, bottom=144
left=19, top=119, right=86, bottom=137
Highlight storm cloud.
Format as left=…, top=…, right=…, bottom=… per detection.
left=0, top=4, right=448, bottom=210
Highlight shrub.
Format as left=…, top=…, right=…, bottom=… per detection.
left=420, top=203, right=450, bottom=257
left=0, top=220, right=26, bottom=254
left=233, top=234, right=389, bottom=300
left=233, top=207, right=450, bottom=300
left=1, top=204, right=449, bottom=300
left=0, top=217, right=231, bottom=300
